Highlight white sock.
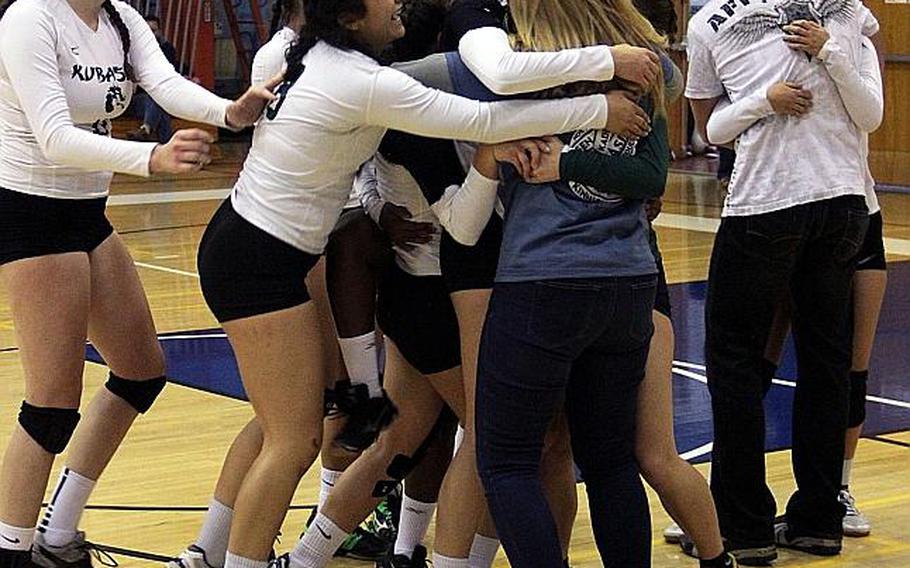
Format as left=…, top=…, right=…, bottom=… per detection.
left=39, top=467, right=96, bottom=547
left=318, top=469, right=343, bottom=509
left=290, top=513, right=348, bottom=568
left=195, top=499, right=233, bottom=568
left=468, top=534, right=499, bottom=568
left=0, top=521, right=34, bottom=551
left=842, top=458, right=854, bottom=488
left=338, top=332, right=382, bottom=397
left=393, top=494, right=436, bottom=557
left=224, top=552, right=267, bottom=568
left=433, top=553, right=470, bottom=568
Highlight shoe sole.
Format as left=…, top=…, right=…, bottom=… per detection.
left=776, top=535, right=841, bottom=556
left=730, top=546, right=778, bottom=566
left=843, top=526, right=871, bottom=538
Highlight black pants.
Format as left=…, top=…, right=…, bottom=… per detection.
left=705, top=195, right=869, bottom=547
left=476, top=275, right=656, bottom=567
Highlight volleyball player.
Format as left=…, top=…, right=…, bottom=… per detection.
left=687, top=0, right=883, bottom=562
left=191, top=0, right=662, bottom=566
left=0, top=1, right=275, bottom=567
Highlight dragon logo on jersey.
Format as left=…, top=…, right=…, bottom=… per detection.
left=720, top=0, right=855, bottom=45
left=91, top=119, right=112, bottom=136
left=565, top=129, right=638, bottom=204
left=104, top=86, right=127, bottom=114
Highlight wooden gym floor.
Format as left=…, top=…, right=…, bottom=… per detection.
left=0, top=143, right=908, bottom=567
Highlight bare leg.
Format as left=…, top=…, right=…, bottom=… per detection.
left=0, top=253, right=90, bottom=528
left=223, top=303, right=326, bottom=560
left=637, top=312, right=724, bottom=559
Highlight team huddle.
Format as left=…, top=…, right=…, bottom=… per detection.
left=0, top=0, right=887, bottom=567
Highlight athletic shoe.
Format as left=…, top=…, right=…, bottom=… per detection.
left=334, top=387, right=398, bottom=452
left=366, top=492, right=400, bottom=544
left=773, top=516, right=842, bottom=556
left=304, top=507, right=389, bottom=562
left=165, top=546, right=216, bottom=568
left=375, top=544, right=428, bottom=568
left=266, top=553, right=290, bottom=568
left=679, top=535, right=776, bottom=567
left=839, top=489, right=872, bottom=537
left=663, top=522, right=684, bottom=544
left=334, top=528, right=388, bottom=561
left=0, top=549, right=40, bottom=568
left=32, top=532, right=116, bottom=568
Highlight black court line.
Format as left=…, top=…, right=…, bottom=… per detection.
left=93, top=543, right=171, bottom=563
left=0, top=346, right=18, bottom=354
left=869, top=435, right=910, bottom=449
left=119, top=223, right=207, bottom=236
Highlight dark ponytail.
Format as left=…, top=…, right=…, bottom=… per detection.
left=284, top=0, right=368, bottom=85
left=0, top=0, right=20, bottom=20
left=102, top=0, right=136, bottom=82
left=270, top=0, right=285, bottom=36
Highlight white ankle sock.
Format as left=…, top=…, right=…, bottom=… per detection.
left=39, top=467, right=95, bottom=547
left=224, top=552, right=267, bottom=568
left=0, top=522, right=34, bottom=551
left=290, top=513, right=347, bottom=568
left=433, top=553, right=470, bottom=568
left=196, top=499, right=233, bottom=568
left=318, top=469, right=343, bottom=509
left=842, top=458, right=854, bottom=488
left=338, top=332, right=382, bottom=397
left=393, top=494, right=436, bottom=556
left=468, top=534, right=500, bottom=568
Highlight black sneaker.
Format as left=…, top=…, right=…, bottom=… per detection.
left=31, top=532, right=117, bottom=568
left=376, top=544, right=428, bottom=568
left=773, top=516, right=842, bottom=556
left=1, top=550, right=39, bottom=568
left=334, top=387, right=398, bottom=452
left=679, top=534, right=776, bottom=566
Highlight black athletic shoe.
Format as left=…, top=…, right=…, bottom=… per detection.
left=0, top=550, right=39, bottom=568
left=334, top=528, right=388, bottom=561
left=679, top=534, right=776, bottom=566
left=31, top=532, right=117, bottom=568
left=376, top=544, right=428, bottom=568
left=334, top=387, right=398, bottom=452
left=773, top=516, right=842, bottom=556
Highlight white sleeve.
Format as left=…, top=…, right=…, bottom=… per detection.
left=430, top=166, right=499, bottom=246
left=355, top=160, right=385, bottom=224
left=0, top=7, right=156, bottom=176
left=705, top=92, right=775, bottom=145
left=458, top=26, right=615, bottom=96
left=817, top=36, right=883, bottom=133
left=685, top=27, right=725, bottom=99
left=858, top=4, right=880, bottom=37
left=366, top=67, right=607, bottom=144
left=119, top=3, right=231, bottom=128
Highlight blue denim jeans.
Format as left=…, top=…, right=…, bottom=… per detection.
left=706, top=195, right=869, bottom=547
left=476, top=275, right=656, bottom=568
left=134, top=91, right=172, bottom=144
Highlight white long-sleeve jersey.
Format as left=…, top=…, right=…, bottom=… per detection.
left=0, top=0, right=231, bottom=198
left=231, top=40, right=609, bottom=255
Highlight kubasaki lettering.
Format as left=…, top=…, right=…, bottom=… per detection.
left=71, top=64, right=127, bottom=83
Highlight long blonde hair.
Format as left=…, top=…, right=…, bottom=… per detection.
left=509, top=0, right=668, bottom=113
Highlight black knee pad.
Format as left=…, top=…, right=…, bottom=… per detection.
left=848, top=371, right=868, bottom=428
left=371, top=454, right=417, bottom=498
left=105, top=373, right=166, bottom=413
left=18, top=402, right=80, bottom=454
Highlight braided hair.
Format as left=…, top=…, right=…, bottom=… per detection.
left=284, top=0, right=368, bottom=85
left=102, top=1, right=136, bottom=82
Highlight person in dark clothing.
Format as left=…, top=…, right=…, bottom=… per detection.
left=129, top=15, right=179, bottom=143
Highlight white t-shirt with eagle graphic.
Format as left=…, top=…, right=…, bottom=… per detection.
left=686, top=0, right=870, bottom=217
left=0, top=0, right=231, bottom=199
